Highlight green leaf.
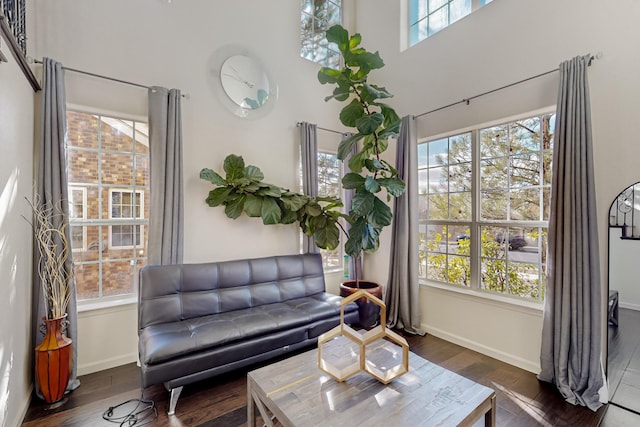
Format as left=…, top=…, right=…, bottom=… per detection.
left=364, top=158, right=385, bottom=173
left=314, top=223, right=340, bottom=250
left=369, top=196, right=392, bottom=228
left=337, top=133, right=363, bottom=160
left=339, top=99, right=365, bottom=127
left=361, top=223, right=379, bottom=251
left=379, top=103, right=400, bottom=128
left=378, top=177, right=406, bottom=197
left=360, top=83, right=393, bottom=104
left=244, top=165, right=264, bottom=182
left=261, top=197, right=282, bottom=224
left=326, top=25, right=349, bottom=51
left=242, top=182, right=260, bottom=192
left=348, top=150, right=367, bottom=172
left=318, top=67, right=342, bottom=84
left=356, top=113, right=384, bottom=135
left=342, top=173, right=365, bottom=189
left=280, top=208, right=298, bottom=224
left=223, top=155, right=245, bottom=181
left=225, top=194, right=246, bottom=219
left=345, top=220, right=364, bottom=257
left=305, top=201, right=322, bottom=217
left=244, top=194, right=263, bottom=217
left=256, top=185, right=282, bottom=197
left=205, top=187, right=231, bottom=207
left=349, top=33, right=362, bottom=50
left=351, top=190, right=375, bottom=215
left=365, top=176, right=381, bottom=193
left=200, top=168, right=227, bottom=185
left=281, top=193, right=308, bottom=211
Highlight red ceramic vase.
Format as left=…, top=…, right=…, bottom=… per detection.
left=35, top=315, right=72, bottom=403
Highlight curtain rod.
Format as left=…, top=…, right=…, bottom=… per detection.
left=296, top=122, right=346, bottom=136
left=415, top=52, right=601, bottom=119
left=31, top=57, right=190, bottom=99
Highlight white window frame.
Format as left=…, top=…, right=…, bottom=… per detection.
left=418, top=108, right=554, bottom=304
left=108, top=188, right=145, bottom=250
left=66, top=105, right=149, bottom=309
left=69, top=186, right=87, bottom=252
left=408, top=0, right=493, bottom=47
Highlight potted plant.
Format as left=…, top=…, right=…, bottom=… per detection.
left=200, top=25, right=404, bottom=326
left=316, top=24, right=404, bottom=324
left=28, top=196, right=73, bottom=405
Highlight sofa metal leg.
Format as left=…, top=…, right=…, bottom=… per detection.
left=168, top=386, right=184, bottom=416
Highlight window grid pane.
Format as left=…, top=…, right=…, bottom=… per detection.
left=419, top=112, right=554, bottom=302
left=301, top=0, right=342, bottom=68
left=410, top=0, right=479, bottom=45
left=67, top=111, right=149, bottom=302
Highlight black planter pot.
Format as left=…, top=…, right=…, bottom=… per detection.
left=339, top=280, right=383, bottom=328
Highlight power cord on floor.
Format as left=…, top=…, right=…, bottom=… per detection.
left=102, top=392, right=157, bottom=426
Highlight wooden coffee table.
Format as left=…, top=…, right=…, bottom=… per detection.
left=247, top=341, right=496, bottom=427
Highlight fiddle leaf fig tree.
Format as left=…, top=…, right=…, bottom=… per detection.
left=317, top=24, right=405, bottom=259
left=200, top=154, right=345, bottom=250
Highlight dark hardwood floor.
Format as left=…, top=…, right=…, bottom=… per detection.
left=23, top=334, right=610, bottom=426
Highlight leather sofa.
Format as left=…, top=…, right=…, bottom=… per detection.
left=137, top=253, right=359, bottom=415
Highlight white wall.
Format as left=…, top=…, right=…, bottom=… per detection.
left=29, top=0, right=351, bottom=374
left=0, top=44, right=35, bottom=427
left=355, top=0, right=640, bottom=372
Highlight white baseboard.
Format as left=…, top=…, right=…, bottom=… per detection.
left=422, top=324, right=541, bottom=374
left=15, top=384, right=33, bottom=426
left=619, top=302, right=640, bottom=311
left=77, top=352, right=138, bottom=376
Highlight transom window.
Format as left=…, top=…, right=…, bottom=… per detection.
left=409, top=0, right=493, bottom=46
left=300, top=0, right=342, bottom=69
left=66, top=110, right=149, bottom=302
left=418, top=112, right=554, bottom=301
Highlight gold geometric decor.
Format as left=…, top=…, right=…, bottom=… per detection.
left=317, top=290, right=409, bottom=384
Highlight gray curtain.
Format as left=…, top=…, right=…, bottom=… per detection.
left=33, top=57, right=80, bottom=394
left=385, top=116, right=424, bottom=334
left=147, top=87, right=184, bottom=265
left=341, top=133, right=362, bottom=280
left=300, top=122, right=320, bottom=254
left=538, top=55, right=604, bottom=411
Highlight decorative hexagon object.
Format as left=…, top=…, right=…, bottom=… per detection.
left=363, top=328, right=409, bottom=384
left=317, top=290, right=409, bottom=384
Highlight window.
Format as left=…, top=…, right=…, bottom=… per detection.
left=109, top=189, right=144, bottom=249
left=300, top=0, right=342, bottom=69
left=69, top=187, right=87, bottom=251
left=418, top=112, right=554, bottom=301
left=66, top=110, right=149, bottom=302
left=409, top=0, right=493, bottom=46
left=317, top=151, right=343, bottom=271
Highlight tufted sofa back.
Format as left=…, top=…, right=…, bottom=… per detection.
left=138, top=253, right=327, bottom=329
